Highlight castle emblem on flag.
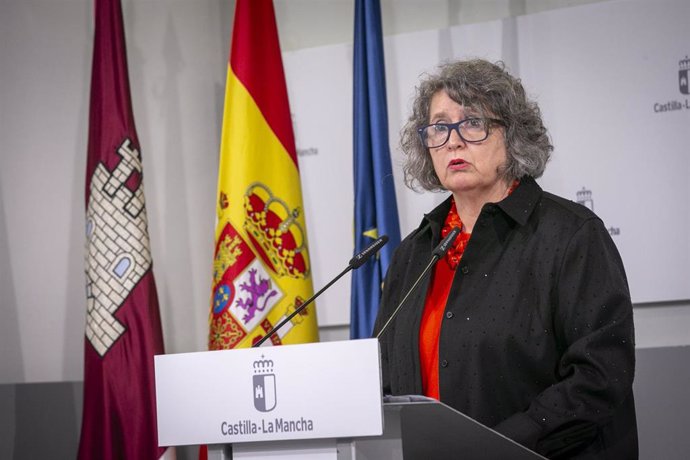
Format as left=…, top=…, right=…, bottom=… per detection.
left=84, top=138, right=151, bottom=356
left=253, top=356, right=277, bottom=412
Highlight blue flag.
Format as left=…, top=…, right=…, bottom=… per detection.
left=351, top=0, right=401, bottom=339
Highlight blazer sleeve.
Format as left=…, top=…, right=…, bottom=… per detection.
left=494, top=218, right=636, bottom=458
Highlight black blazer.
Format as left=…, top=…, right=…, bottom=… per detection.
left=374, top=177, right=638, bottom=459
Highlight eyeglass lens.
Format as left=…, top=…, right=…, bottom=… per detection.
left=421, top=119, right=489, bottom=147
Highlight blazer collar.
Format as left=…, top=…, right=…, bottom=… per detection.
left=496, top=176, right=542, bottom=226
left=417, top=176, right=543, bottom=233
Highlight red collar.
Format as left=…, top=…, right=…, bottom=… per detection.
left=441, top=180, right=519, bottom=269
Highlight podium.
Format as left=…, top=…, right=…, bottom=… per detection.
left=154, top=339, right=545, bottom=459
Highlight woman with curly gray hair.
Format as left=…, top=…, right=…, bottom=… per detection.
left=374, top=59, right=637, bottom=459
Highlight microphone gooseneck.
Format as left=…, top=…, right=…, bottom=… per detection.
left=374, top=227, right=460, bottom=339
left=253, top=235, right=389, bottom=347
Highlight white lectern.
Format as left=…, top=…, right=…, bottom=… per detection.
left=154, top=339, right=545, bottom=459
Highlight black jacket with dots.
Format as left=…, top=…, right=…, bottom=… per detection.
left=374, top=176, right=638, bottom=459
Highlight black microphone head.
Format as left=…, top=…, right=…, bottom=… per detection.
left=349, top=235, right=389, bottom=269
left=432, top=226, right=460, bottom=258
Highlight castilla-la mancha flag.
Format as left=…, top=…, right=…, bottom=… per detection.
left=79, top=0, right=166, bottom=459
left=209, top=0, right=319, bottom=349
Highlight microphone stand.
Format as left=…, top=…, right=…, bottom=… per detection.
left=253, top=265, right=352, bottom=348
left=374, top=256, right=437, bottom=339
left=374, top=227, right=460, bottom=339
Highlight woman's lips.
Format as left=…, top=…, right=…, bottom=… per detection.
left=448, top=158, right=468, bottom=170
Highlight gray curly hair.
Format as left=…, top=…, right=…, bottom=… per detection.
left=401, top=59, right=553, bottom=191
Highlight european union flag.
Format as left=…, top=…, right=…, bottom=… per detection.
left=351, top=0, right=401, bottom=339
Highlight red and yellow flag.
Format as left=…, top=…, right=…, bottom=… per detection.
left=209, top=0, right=319, bottom=349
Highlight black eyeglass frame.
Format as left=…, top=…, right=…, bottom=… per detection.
left=417, top=118, right=506, bottom=148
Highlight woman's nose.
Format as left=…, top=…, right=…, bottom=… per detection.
left=446, top=125, right=466, bottom=148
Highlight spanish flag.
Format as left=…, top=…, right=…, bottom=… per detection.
left=208, top=0, right=319, bottom=349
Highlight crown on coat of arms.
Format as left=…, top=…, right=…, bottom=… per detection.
left=680, top=56, right=690, bottom=71
left=243, top=182, right=309, bottom=279
left=576, top=187, right=592, bottom=202
left=253, top=358, right=274, bottom=374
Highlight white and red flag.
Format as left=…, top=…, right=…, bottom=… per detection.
left=78, top=0, right=166, bottom=458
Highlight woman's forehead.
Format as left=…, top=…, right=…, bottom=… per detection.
left=428, top=95, right=485, bottom=119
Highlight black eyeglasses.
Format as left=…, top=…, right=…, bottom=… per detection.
left=417, top=118, right=505, bottom=148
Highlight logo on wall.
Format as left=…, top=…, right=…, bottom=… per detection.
left=253, top=356, right=277, bottom=412
left=576, top=187, right=594, bottom=211
left=653, top=55, right=690, bottom=113
left=680, top=56, right=689, bottom=95
left=575, top=187, right=621, bottom=236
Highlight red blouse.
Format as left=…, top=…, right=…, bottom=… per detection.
left=419, top=182, right=518, bottom=399
left=419, top=199, right=470, bottom=399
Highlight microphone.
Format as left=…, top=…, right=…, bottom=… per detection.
left=374, top=227, right=460, bottom=339
left=349, top=235, right=389, bottom=268
left=253, top=235, right=389, bottom=347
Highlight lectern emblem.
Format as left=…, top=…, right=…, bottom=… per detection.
left=253, top=356, right=277, bottom=412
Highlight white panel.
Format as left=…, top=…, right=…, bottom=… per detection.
left=516, top=0, right=690, bottom=302
left=634, top=304, right=690, bottom=348
left=155, top=339, right=382, bottom=446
